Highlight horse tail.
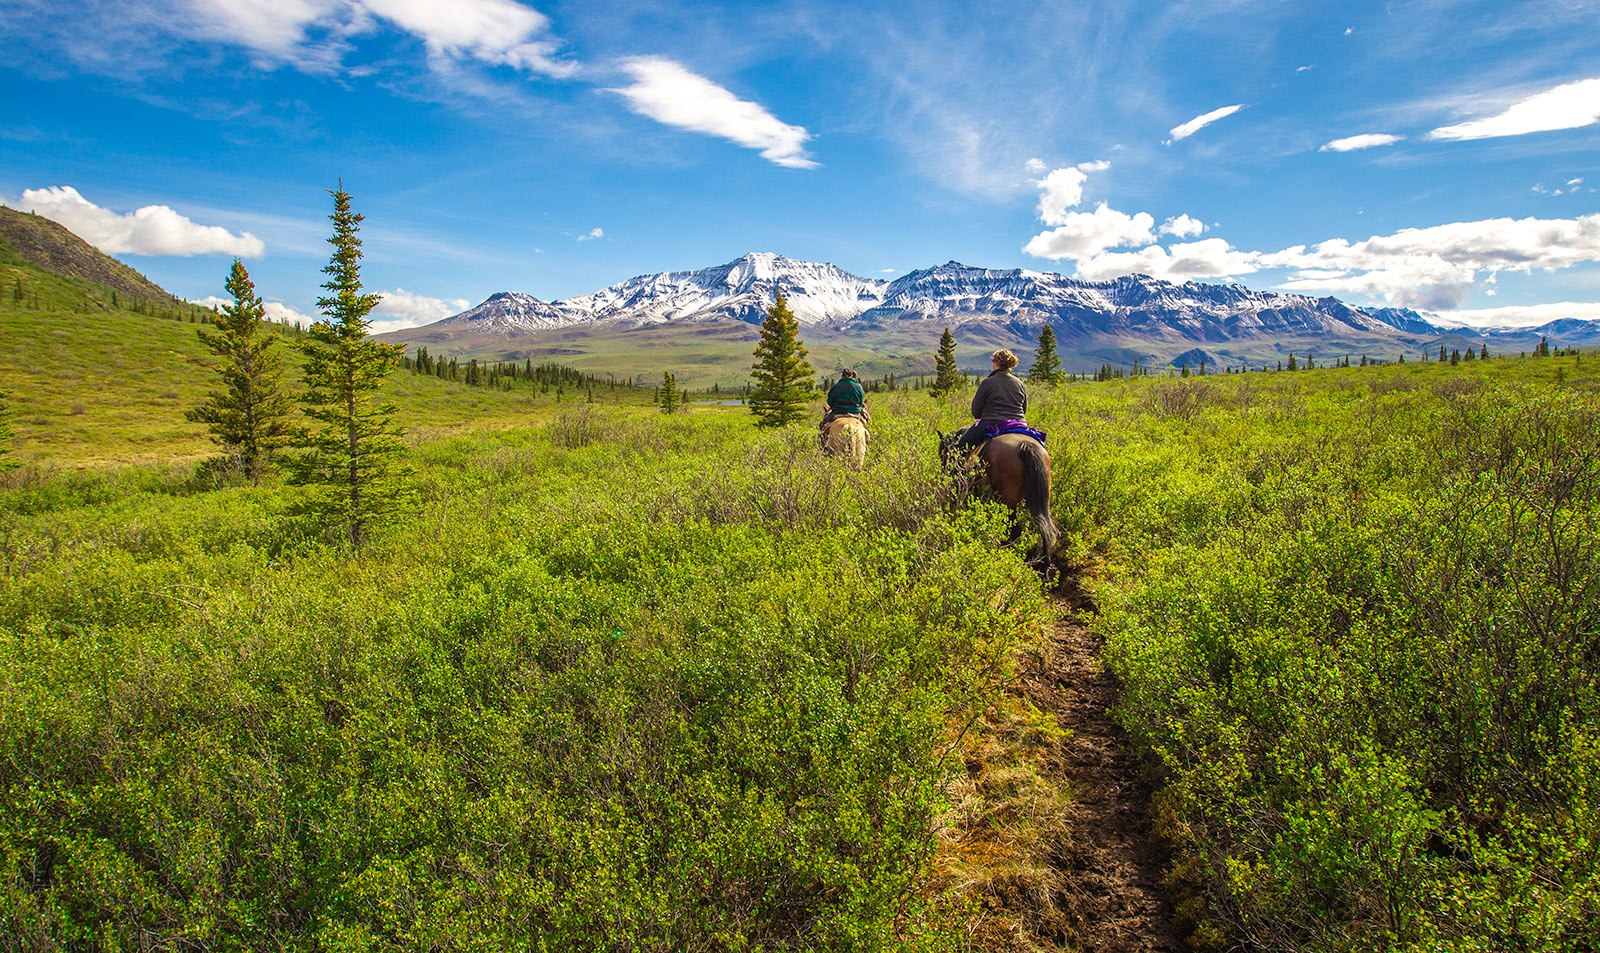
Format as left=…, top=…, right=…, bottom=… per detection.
left=848, top=426, right=868, bottom=470
left=1017, top=439, right=1058, bottom=562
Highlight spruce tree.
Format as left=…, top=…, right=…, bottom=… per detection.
left=659, top=371, right=680, bottom=414
left=1287, top=352, right=1298, bottom=371
left=1027, top=324, right=1065, bottom=386
left=289, top=183, right=410, bottom=547
left=748, top=292, right=815, bottom=427
left=186, top=260, right=293, bottom=483
left=929, top=327, right=962, bottom=397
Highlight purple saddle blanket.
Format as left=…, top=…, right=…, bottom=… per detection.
left=985, top=419, right=1047, bottom=446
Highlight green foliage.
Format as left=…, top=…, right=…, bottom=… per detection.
left=1057, top=363, right=1600, bottom=952
left=748, top=292, right=815, bottom=427
left=0, top=396, right=1050, bottom=949
left=1027, top=325, right=1065, bottom=386
left=659, top=370, right=680, bottom=414
left=186, top=260, right=293, bottom=483
left=0, top=380, right=13, bottom=472
left=929, top=327, right=961, bottom=397
left=288, top=184, right=411, bottom=547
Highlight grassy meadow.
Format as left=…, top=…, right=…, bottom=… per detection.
left=1, top=291, right=1598, bottom=950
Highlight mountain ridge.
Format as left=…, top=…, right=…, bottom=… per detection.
left=402, top=251, right=1465, bottom=344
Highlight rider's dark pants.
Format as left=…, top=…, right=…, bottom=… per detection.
left=953, top=420, right=997, bottom=455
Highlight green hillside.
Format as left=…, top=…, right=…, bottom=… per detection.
left=0, top=253, right=656, bottom=470
left=0, top=205, right=181, bottom=308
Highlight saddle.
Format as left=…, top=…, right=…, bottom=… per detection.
left=983, top=419, right=1047, bottom=447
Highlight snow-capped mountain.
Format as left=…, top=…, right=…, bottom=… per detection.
left=438, top=253, right=886, bottom=334
left=415, top=253, right=1458, bottom=344
left=561, top=252, right=886, bottom=327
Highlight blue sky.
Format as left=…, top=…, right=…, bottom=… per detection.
left=2, top=0, right=1597, bottom=332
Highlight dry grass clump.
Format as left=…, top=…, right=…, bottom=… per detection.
left=927, top=648, right=1078, bottom=950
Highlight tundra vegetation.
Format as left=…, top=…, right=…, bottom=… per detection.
left=1, top=229, right=1597, bottom=948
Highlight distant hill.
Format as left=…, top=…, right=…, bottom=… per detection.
left=0, top=205, right=181, bottom=307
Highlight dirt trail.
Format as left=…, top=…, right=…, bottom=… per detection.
left=1030, top=577, right=1181, bottom=952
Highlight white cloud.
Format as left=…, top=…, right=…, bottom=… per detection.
left=181, top=0, right=577, bottom=77
left=1569, top=177, right=1586, bottom=186
left=1428, top=77, right=1600, bottom=141
left=1076, top=159, right=1111, bottom=172
left=369, top=287, right=471, bottom=332
left=608, top=57, right=817, bottom=169
left=1279, top=258, right=1479, bottom=310
left=1427, top=301, right=1600, bottom=328
left=1024, top=157, right=1047, bottom=173
left=1297, top=65, right=1314, bottom=72
left=1269, top=214, right=1600, bottom=309
left=192, top=293, right=316, bottom=325
left=360, top=0, right=574, bottom=76
left=1167, top=104, right=1244, bottom=142
left=576, top=227, right=604, bottom=241
left=1023, top=203, right=1155, bottom=259
left=1035, top=167, right=1089, bottom=223
left=17, top=185, right=265, bottom=257
left=876, top=268, right=896, bottom=273
left=1073, top=238, right=1261, bottom=282
left=1321, top=133, right=1403, bottom=152
left=264, top=301, right=315, bottom=324
left=1160, top=214, right=1206, bottom=238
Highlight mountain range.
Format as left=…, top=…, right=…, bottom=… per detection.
left=382, top=253, right=1599, bottom=376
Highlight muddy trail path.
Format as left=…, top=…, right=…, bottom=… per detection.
left=1033, top=575, right=1181, bottom=952
left=934, top=571, right=1182, bottom=949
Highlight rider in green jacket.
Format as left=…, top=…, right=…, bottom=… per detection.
left=819, top=369, right=871, bottom=446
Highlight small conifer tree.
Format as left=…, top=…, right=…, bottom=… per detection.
left=289, top=183, right=410, bottom=547
left=1287, top=353, right=1298, bottom=371
left=659, top=371, right=680, bottom=414
left=929, top=327, right=962, bottom=397
left=1027, top=324, right=1065, bottom=386
left=186, top=260, right=293, bottom=483
left=748, top=292, right=815, bottom=427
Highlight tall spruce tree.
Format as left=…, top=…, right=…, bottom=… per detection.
left=186, top=260, right=293, bottom=483
left=929, top=327, right=962, bottom=397
left=748, top=292, right=815, bottom=427
left=1027, top=324, right=1065, bottom=386
left=289, top=183, right=410, bottom=547
left=659, top=371, right=680, bottom=414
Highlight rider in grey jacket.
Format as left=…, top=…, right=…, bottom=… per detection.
left=953, top=349, right=1028, bottom=455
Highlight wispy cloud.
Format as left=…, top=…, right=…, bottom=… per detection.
left=1167, top=103, right=1244, bottom=143
left=1321, top=132, right=1403, bottom=152
left=1428, top=76, right=1600, bottom=141
left=608, top=57, right=817, bottom=169
left=576, top=226, right=604, bottom=241
left=15, top=185, right=265, bottom=257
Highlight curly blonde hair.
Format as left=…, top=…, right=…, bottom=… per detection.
left=991, top=349, right=1019, bottom=370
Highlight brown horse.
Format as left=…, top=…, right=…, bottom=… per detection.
left=822, top=417, right=869, bottom=469
left=940, top=431, right=1059, bottom=566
